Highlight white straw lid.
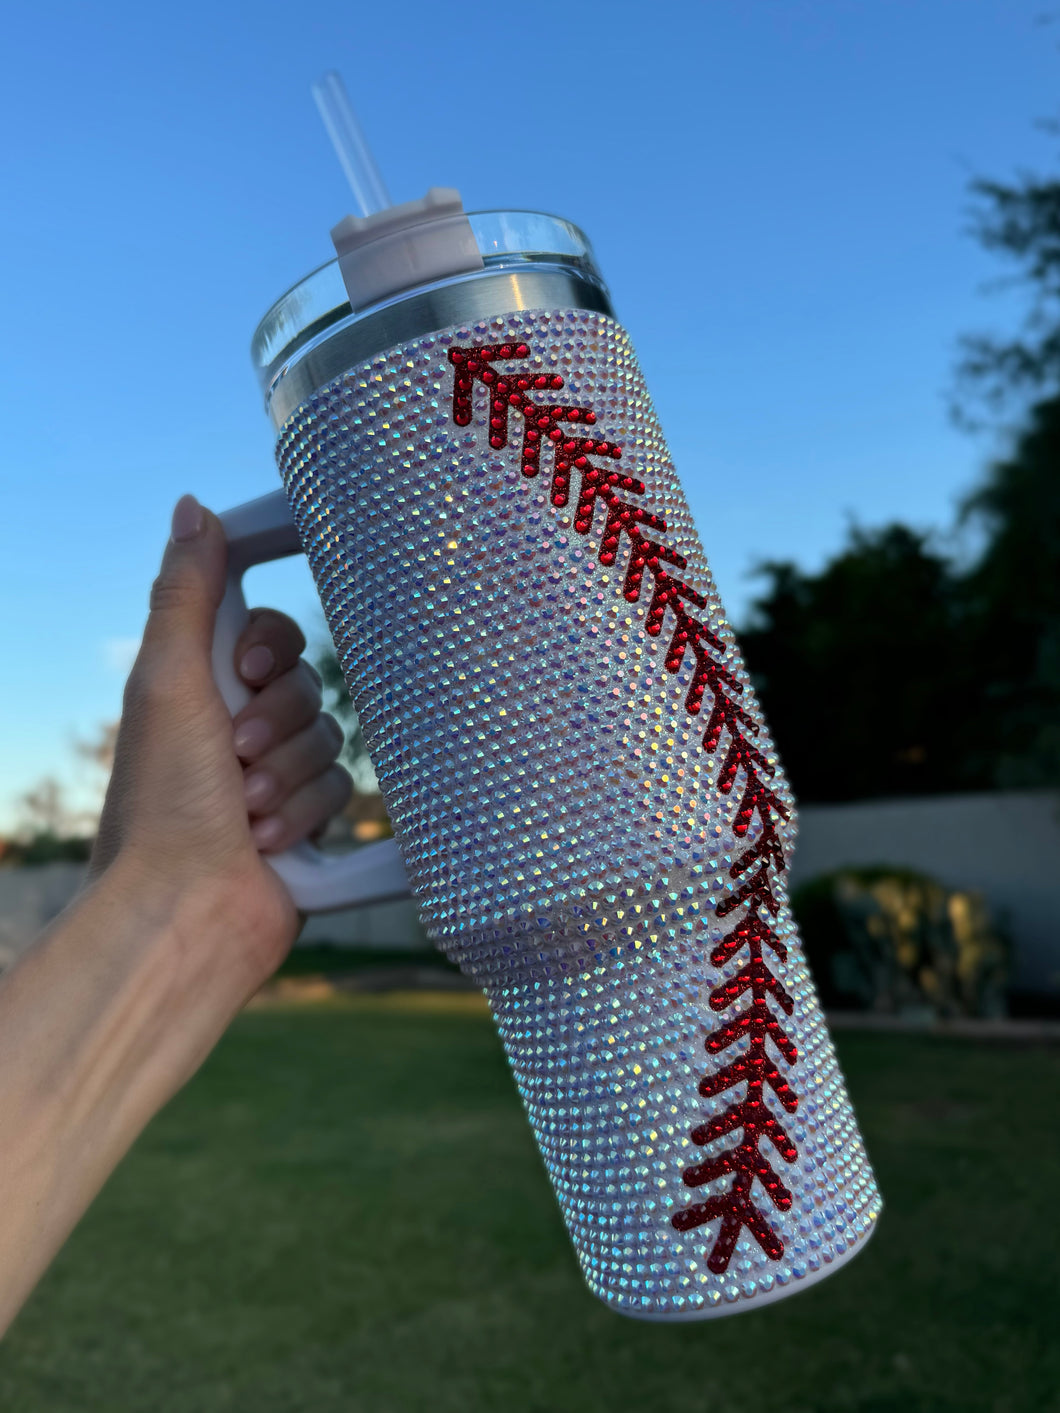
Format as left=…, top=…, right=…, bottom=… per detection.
left=311, top=71, right=483, bottom=309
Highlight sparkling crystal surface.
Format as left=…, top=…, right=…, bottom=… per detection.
left=274, top=307, right=881, bottom=1317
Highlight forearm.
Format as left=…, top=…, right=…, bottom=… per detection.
left=0, top=861, right=255, bottom=1334
left=0, top=498, right=338, bottom=1333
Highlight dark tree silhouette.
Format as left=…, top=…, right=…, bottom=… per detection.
left=744, top=152, right=1060, bottom=801
left=957, top=166, right=1060, bottom=419
left=740, top=526, right=978, bottom=802
left=959, top=393, right=1060, bottom=785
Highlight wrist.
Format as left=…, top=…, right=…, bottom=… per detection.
left=12, top=864, right=236, bottom=1140
left=19, top=849, right=288, bottom=1173
left=96, top=844, right=296, bottom=1009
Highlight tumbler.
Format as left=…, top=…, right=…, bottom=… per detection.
left=216, top=190, right=881, bottom=1319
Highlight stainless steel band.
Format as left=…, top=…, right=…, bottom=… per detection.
left=265, top=266, right=615, bottom=429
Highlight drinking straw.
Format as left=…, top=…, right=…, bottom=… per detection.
left=311, top=71, right=392, bottom=217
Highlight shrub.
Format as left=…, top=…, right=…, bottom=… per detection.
left=792, top=865, right=1008, bottom=1018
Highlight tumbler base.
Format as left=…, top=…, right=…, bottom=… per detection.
left=594, top=1213, right=881, bottom=1322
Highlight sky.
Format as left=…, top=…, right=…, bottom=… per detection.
left=0, top=0, right=1057, bottom=829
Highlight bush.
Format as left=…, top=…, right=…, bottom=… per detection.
left=792, top=865, right=1009, bottom=1018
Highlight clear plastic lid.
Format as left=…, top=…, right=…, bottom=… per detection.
left=250, top=209, right=605, bottom=388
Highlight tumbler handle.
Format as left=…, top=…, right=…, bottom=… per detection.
left=213, top=490, right=410, bottom=912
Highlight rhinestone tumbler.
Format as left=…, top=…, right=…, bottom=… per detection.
left=230, top=207, right=880, bottom=1318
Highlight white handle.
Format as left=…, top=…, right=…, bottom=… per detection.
left=214, top=490, right=410, bottom=913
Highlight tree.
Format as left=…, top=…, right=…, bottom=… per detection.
left=740, top=525, right=978, bottom=802
left=74, top=721, right=119, bottom=778
left=743, top=153, right=1060, bottom=801
left=953, top=157, right=1060, bottom=785
left=1, top=722, right=117, bottom=865
left=3, top=777, right=93, bottom=866
left=958, top=393, right=1060, bottom=785
left=956, top=167, right=1060, bottom=420
left=16, top=778, right=69, bottom=837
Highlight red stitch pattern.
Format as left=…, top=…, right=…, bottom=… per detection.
left=448, top=341, right=799, bottom=1273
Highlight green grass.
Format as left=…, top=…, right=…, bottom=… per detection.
left=2, top=999, right=1057, bottom=1413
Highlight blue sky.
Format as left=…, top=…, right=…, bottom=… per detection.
left=0, top=0, right=1056, bottom=829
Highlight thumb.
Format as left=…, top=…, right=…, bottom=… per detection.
left=141, top=495, right=228, bottom=656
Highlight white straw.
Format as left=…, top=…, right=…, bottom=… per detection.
left=311, top=71, right=392, bottom=217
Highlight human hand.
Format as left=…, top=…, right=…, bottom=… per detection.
left=0, top=494, right=354, bottom=1332
left=92, top=493, right=351, bottom=994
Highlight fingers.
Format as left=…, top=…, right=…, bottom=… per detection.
left=250, top=767, right=354, bottom=853
left=232, top=662, right=324, bottom=761
left=227, top=595, right=351, bottom=853
left=231, top=644, right=350, bottom=851
left=234, top=608, right=308, bottom=688
left=242, top=714, right=345, bottom=815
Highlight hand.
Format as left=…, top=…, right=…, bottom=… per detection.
left=0, top=494, right=353, bottom=1333
left=92, top=493, right=351, bottom=991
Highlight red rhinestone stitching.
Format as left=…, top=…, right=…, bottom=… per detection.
left=448, top=341, right=798, bottom=1274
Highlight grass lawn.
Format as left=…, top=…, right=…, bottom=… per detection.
left=1, top=995, right=1056, bottom=1413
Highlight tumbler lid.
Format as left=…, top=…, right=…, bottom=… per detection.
left=331, top=187, right=485, bottom=310
left=251, top=209, right=609, bottom=411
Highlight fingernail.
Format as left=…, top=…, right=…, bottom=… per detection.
left=233, top=718, right=271, bottom=758
left=240, top=645, right=275, bottom=682
left=243, top=770, right=273, bottom=810
left=171, top=494, right=204, bottom=542
left=252, top=816, right=284, bottom=850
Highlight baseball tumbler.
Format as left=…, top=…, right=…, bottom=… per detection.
left=214, top=153, right=881, bottom=1319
